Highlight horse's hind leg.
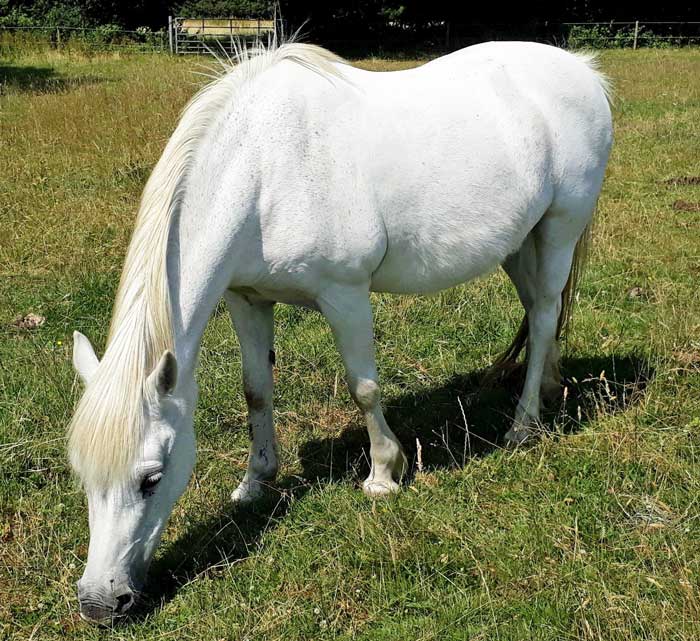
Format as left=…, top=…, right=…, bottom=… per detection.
left=319, top=285, right=407, bottom=497
left=503, top=233, right=536, bottom=313
left=504, top=207, right=590, bottom=446
left=224, top=290, right=278, bottom=504
left=502, top=234, right=562, bottom=401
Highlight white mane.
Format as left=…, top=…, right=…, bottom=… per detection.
left=68, top=41, right=346, bottom=488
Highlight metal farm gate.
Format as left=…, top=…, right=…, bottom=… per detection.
left=168, top=17, right=276, bottom=54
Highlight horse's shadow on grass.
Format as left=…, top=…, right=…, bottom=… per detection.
left=0, top=63, right=104, bottom=94
left=137, top=352, right=651, bottom=620
left=302, top=353, right=652, bottom=480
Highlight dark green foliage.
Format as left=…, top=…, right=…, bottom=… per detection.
left=0, top=0, right=170, bottom=28
left=0, top=0, right=698, bottom=31
left=176, top=0, right=274, bottom=18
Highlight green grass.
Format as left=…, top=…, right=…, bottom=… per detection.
left=1, top=47, right=700, bottom=640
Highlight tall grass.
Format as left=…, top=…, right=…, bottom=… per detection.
left=1, top=48, right=699, bottom=640
left=0, top=28, right=167, bottom=59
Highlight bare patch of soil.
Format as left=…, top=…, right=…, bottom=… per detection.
left=663, top=176, right=700, bottom=187
left=11, top=313, right=45, bottom=330
left=672, top=199, right=700, bottom=212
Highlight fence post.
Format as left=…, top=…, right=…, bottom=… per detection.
left=168, top=16, right=173, bottom=53
left=633, top=20, right=639, bottom=49
left=56, top=27, right=61, bottom=49
left=445, top=21, right=451, bottom=49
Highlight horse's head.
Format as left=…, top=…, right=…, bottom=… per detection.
left=70, top=331, right=196, bottom=624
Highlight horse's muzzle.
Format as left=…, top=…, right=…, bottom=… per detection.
left=77, top=581, right=135, bottom=624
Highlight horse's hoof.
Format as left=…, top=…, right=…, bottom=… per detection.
left=363, top=479, right=400, bottom=497
left=231, top=481, right=265, bottom=505
left=504, top=424, right=534, bottom=448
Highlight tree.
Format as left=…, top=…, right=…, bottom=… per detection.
left=175, top=0, right=275, bottom=18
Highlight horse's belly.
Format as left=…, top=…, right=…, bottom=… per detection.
left=368, top=169, right=552, bottom=294
left=359, top=92, right=552, bottom=294
left=370, top=242, right=497, bottom=293
left=369, top=212, right=527, bottom=294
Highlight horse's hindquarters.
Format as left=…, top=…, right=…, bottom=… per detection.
left=359, top=44, right=612, bottom=296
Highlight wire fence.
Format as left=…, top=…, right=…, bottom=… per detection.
left=1, top=20, right=699, bottom=57
left=561, top=21, right=700, bottom=49
left=0, top=24, right=168, bottom=55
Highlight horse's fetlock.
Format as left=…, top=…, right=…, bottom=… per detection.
left=249, top=450, right=278, bottom=480
left=370, top=437, right=402, bottom=468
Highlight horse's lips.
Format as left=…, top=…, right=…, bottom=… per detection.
left=79, top=611, right=107, bottom=625
left=79, top=609, right=130, bottom=626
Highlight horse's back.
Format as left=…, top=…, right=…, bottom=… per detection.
left=203, top=42, right=612, bottom=298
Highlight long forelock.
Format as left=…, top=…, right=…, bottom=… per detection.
left=68, top=38, right=347, bottom=488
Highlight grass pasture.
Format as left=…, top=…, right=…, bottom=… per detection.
left=1, top=47, right=700, bottom=640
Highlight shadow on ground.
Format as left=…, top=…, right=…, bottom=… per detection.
left=0, top=63, right=104, bottom=94
left=137, top=489, right=296, bottom=621
left=301, top=353, right=652, bottom=481
left=135, top=352, right=651, bottom=620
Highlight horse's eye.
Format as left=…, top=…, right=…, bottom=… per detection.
left=140, top=472, right=162, bottom=496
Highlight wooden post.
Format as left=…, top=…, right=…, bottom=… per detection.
left=56, top=27, right=61, bottom=48
left=167, top=16, right=173, bottom=54
left=633, top=20, right=639, bottom=49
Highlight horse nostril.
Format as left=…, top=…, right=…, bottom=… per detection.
left=114, top=592, right=134, bottom=614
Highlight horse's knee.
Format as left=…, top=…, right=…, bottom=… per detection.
left=530, top=300, right=559, bottom=339
left=349, top=377, right=381, bottom=412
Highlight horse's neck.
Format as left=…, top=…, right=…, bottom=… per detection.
left=167, top=223, right=227, bottom=377
left=167, top=163, right=254, bottom=377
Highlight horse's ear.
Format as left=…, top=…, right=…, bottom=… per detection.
left=73, top=331, right=100, bottom=385
left=148, top=351, right=178, bottom=397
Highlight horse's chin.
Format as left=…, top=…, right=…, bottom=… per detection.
left=79, top=609, right=129, bottom=626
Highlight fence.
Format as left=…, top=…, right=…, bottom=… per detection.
left=0, top=24, right=168, bottom=54
left=561, top=21, right=700, bottom=49
left=169, top=17, right=275, bottom=54
left=0, top=20, right=699, bottom=57
left=431, top=20, right=700, bottom=50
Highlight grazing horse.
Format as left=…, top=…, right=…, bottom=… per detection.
left=68, top=41, right=612, bottom=622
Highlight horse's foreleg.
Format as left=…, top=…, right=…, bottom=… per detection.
left=319, top=286, right=407, bottom=496
left=224, top=291, right=278, bottom=503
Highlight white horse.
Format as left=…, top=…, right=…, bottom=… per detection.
left=68, top=41, right=612, bottom=622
